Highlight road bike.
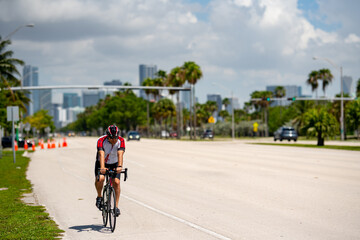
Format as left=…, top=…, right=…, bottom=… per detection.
left=98, top=168, right=128, bottom=232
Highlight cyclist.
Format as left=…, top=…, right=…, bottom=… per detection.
left=95, top=124, right=125, bottom=216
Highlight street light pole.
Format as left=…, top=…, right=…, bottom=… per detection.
left=4, top=24, right=35, bottom=41
left=313, top=57, right=345, bottom=141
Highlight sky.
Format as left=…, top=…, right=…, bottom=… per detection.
left=1, top=0, right=359, bottom=106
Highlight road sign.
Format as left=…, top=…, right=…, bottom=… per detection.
left=24, top=122, right=31, bottom=132
left=208, top=116, right=215, bottom=123
left=7, top=106, right=19, bottom=122
left=253, top=122, right=259, bottom=132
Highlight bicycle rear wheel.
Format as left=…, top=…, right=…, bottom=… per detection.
left=109, top=187, right=116, bottom=232
left=102, top=187, right=108, bottom=227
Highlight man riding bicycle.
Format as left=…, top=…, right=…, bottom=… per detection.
left=95, top=124, right=125, bottom=216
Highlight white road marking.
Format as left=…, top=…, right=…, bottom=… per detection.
left=122, top=195, right=232, bottom=240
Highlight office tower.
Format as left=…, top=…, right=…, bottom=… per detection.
left=104, top=79, right=123, bottom=86
left=266, top=85, right=302, bottom=106
left=63, top=93, right=81, bottom=108
left=39, top=89, right=52, bottom=113
left=82, top=90, right=105, bottom=108
left=226, top=97, right=240, bottom=114
left=139, top=64, right=157, bottom=99
left=23, top=65, right=39, bottom=116
left=342, top=76, right=353, bottom=95
left=207, top=94, right=222, bottom=112
left=181, top=84, right=191, bottom=110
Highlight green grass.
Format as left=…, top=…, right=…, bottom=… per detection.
left=250, top=143, right=360, bottom=151
left=0, top=151, right=64, bottom=239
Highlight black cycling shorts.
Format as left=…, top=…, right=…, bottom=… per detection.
left=94, top=160, right=121, bottom=179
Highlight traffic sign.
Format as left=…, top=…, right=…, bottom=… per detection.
left=253, top=122, right=259, bottom=132
left=208, top=116, right=215, bottom=123
left=7, top=106, right=19, bottom=122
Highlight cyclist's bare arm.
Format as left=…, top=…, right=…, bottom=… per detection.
left=99, top=150, right=106, bottom=174
left=117, top=150, right=124, bottom=173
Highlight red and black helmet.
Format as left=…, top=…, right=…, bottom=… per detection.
left=106, top=125, right=119, bottom=139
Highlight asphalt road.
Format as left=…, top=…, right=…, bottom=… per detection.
left=27, top=137, right=360, bottom=240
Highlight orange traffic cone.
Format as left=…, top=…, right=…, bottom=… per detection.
left=62, top=137, right=68, bottom=147
left=58, top=141, right=61, bottom=148
left=24, top=140, right=28, bottom=150
left=47, top=139, right=51, bottom=149
left=51, top=140, right=56, bottom=149
left=32, top=141, right=36, bottom=151
left=14, top=140, right=18, bottom=151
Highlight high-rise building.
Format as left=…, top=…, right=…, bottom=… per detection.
left=104, top=79, right=123, bottom=86
left=63, top=93, right=81, bottom=108
left=207, top=94, right=222, bottom=112
left=266, top=85, right=302, bottom=106
left=82, top=90, right=105, bottom=108
left=39, top=89, right=52, bottom=113
left=23, top=65, right=39, bottom=116
left=139, top=64, right=157, bottom=99
left=342, top=76, right=353, bottom=95
left=226, top=97, right=240, bottom=114
left=181, top=84, right=191, bottom=110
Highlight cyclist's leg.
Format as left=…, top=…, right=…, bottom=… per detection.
left=112, top=177, right=121, bottom=207
left=94, top=160, right=105, bottom=197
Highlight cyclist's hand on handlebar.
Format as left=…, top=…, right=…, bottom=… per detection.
left=100, top=168, right=107, bottom=174
left=116, top=166, right=122, bottom=174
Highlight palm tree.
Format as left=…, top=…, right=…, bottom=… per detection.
left=318, top=68, right=333, bottom=96
left=346, top=99, right=360, bottom=139
left=152, top=98, right=176, bottom=137
left=167, top=66, right=186, bottom=138
left=222, top=98, right=230, bottom=111
left=142, top=77, right=155, bottom=137
left=274, top=86, right=286, bottom=117
left=182, top=61, right=202, bottom=139
left=291, top=100, right=315, bottom=135
left=251, top=91, right=273, bottom=136
left=306, top=70, right=320, bottom=98
left=303, top=107, right=338, bottom=146
left=0, top=37, right=29, bottom=117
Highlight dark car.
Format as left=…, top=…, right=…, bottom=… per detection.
left=202, top=129, right=214, bottom=139
left=2, top=136, right=33, bottom=148
left=274, top=127, right=298, bottom=142
left=127, top=131, right=140, bottom=141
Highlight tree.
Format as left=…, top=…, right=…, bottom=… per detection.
left=23, top=109, right=55, bottom=135
left=346, top=99, right=360, bottom=139
left=250, top=90, right=273, bottom=137
left=182, top=61, right=202, bottom=139
left=306, top=70, right=320, bottom=98
left=275, top=86, right=286, bottom=116
left=356, top=78, right=360, bottom=98
left=152, top=98, right=176, bottom=136
left=142, top=77, right=155, bottom=136
left=303, top=107, right=338, bottom=146
left=167, top=66, right=186, bottom=138
left=318, top=68, right=333, bottom=96
left=222, top=98, right=230, bottom=111
left=291, top=100, right=315, bottom=135
left=0, top=37, right=30, bottom=129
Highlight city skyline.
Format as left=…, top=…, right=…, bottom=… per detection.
left=1, top=0, right=359, bottom=108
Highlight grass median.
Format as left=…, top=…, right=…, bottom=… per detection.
left=250, top=143, right=360, bottom=151
left=0, top=150, right=63, bottom=240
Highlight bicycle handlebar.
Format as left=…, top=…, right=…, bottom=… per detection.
left=97, top=168, right=128, bottom=181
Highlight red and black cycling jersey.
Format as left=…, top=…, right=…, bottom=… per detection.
left=96, top=135, right=125, bottom=164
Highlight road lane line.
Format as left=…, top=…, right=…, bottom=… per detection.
left=122, top=195, right=232, bottom=240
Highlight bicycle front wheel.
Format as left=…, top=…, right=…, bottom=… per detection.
left=102, top=187, right=108, bottom=227
left=109, top=187, right=116, bottom=232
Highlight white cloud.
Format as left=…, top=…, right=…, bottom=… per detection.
left=345, top=33, right=360, bottom=44
left=1, top=0, right=359, bottom=106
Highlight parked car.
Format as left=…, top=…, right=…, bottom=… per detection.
left=127, top=131, right=140, bottom=141
left=169, top=131, right=178, bottom=138
left=274, top=127, right=298, bottom=142
left=161, top=130, right=170, bottom=138
left=1, top=136, right=33, bottom=148
left=202, top=129, right=214, bottom=139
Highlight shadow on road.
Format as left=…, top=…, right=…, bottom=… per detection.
left=69, top=224, right=112, bottom=233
